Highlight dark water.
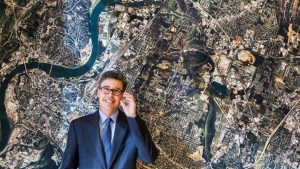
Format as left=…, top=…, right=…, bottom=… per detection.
left=203, top=82, right=227, bottom=161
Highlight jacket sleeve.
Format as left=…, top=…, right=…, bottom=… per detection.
left=127, top=116, right=158, bottom=164
left=60, top=121, right=79, bottom=169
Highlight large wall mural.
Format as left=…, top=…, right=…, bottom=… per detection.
left=0, top=0, right=299, bottom=168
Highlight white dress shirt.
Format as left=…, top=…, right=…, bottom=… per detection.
left=99, top=110, right=119, bottom=143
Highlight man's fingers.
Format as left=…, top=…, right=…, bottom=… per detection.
left=123, top=92, right=135, bottom=100
left=123, top=92, right=133, bottom=97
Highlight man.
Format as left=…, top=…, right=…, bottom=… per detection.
left=61, top=70, right=158, bottom=169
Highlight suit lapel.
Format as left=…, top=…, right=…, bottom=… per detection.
left=89, top=111, right=107, bottom=169
left=108, top=111, right=128, bottom=168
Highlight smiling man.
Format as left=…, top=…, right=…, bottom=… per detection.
left=61, top=70, right=158, bottom=169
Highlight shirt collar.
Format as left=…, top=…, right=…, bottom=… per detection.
left=99, top=109, right=119, bottom=124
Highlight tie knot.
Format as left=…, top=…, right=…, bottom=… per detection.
left=106, top=118, right=112, bottom=125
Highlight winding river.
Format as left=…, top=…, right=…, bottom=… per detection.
left=0, top=0, right=107, bottom=151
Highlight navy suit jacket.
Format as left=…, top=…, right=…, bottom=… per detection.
left=60, top=110, right=158, bottom=169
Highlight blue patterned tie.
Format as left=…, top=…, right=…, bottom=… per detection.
left=102, top=118, right=112, bottom=167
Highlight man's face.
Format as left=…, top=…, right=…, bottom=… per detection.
left=97, top=78, right=124, bottom=116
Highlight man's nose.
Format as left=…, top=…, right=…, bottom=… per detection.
left=108, top=90, right=114, bottom=97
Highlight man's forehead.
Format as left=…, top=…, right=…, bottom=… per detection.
left=100, top=78, right=122, bottom=84
left=99, top=78, right=124, bottom=88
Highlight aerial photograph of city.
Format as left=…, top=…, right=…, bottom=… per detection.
left=0, top=0, right=299, bottom=168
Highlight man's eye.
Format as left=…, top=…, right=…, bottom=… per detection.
left=103, top=88, right=110, bottom=91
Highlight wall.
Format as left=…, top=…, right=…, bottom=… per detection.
left=0, top=0, right=299, bottom=168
